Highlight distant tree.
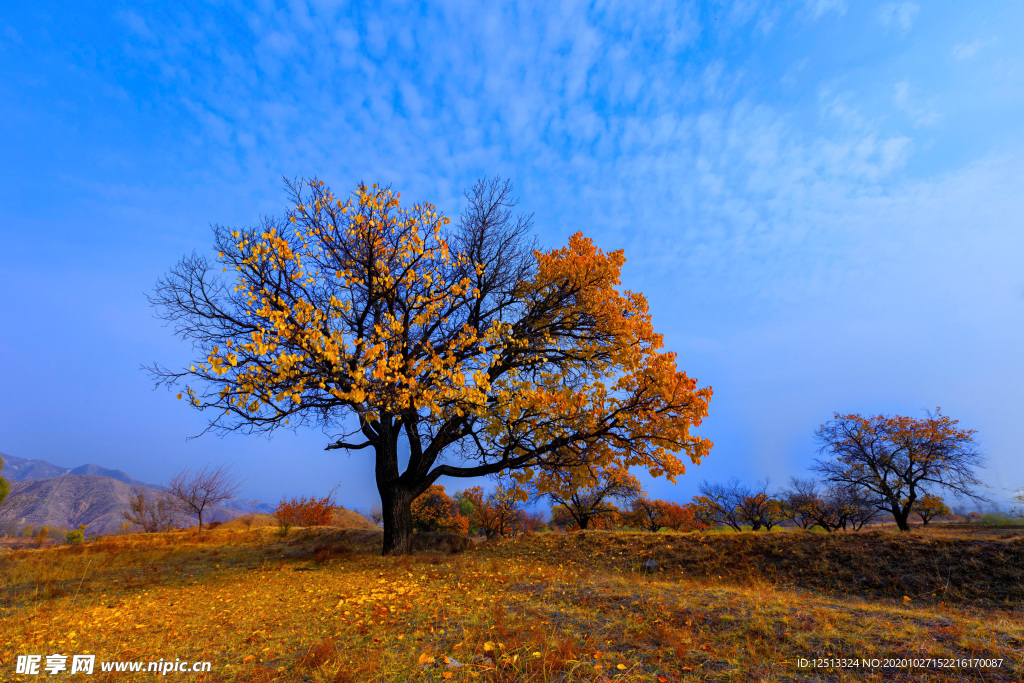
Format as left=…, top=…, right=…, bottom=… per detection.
left=410, top=485, right=469, bottom=534
left=753, top=496, right=789, bottom=531
left=694, top=479, right=748, bottom=531
left=834, top=484, right=883, bottom=531
left=167, top=465, right=242, bottom=531
left=147, top=178, right=713, bottom=555
left=659, top=501, right=707, bottom=532
left=121, top=488, right=179, bottom=533
left=456, top=495, right=476, bottom=522
left=813, top=409, right=985, bottom=531
left=623, top=498, right=667, bottom=532
left=520, top=511, right=546, bottom=532
left=914, top=493, right=951, bottom=526
left=624, top=498, right=705, bottom=532
left=782, top=478, right=823, bottom=530
left=368, top=503, right=384, bottom=526
left=457, top=482, right=525, bottom=539
left=733, top=479, right=788, bottom=531
left=0, top=457, right=8, bottom=508
left=537, top=465, right=641, bottom=531
left=798, top=482, right=883, bottom=532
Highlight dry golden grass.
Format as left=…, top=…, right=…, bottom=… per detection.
left=1, top=525, right=1021, bottom=681
left=218, top=513, right=279, bottom=530
left=216, top=508, right=380, bottom=532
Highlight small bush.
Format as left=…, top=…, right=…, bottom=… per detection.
left=977, top=512, right=1024, bottom=527
left=66, top=530, right=84, bottom=545
left=276, top=495, right=335, bottom=528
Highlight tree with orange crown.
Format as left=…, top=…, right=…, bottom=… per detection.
left=813, top=409, right=984, bottom=532
left=536, top=463, right=642, bottom=530
left=148, top=177, right=713, bottom=554
left=912, top=493, right=951, bottom=526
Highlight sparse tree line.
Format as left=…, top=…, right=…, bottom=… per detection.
left=409, top=408, right=987, bottom=536
left=402, top=466, right=709, bottom=537
left=118, top=464, right=243, bottom=533
left=688, top=477, right=954, bottom=532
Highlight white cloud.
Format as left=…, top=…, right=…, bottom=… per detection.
left=878, top=2, right=919, bottom=31
left=117, top=10, right=154, bottom=41
left=893, top=79, right=941, bottom=127
left=952, top=37, right=997, bottom=60
left=805, top=0, right=847, bottom=19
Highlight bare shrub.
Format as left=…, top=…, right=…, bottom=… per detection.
left=121, top=488, right=178, bottom=533
left=167, top=465, right=243, bottom=531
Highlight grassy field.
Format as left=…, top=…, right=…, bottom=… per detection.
left=1, top=525, right=1021, bottom=682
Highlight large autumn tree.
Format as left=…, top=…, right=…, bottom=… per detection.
left=148, top=177, right=712, bottom=554
left=813, top=410, right=984, bottom=532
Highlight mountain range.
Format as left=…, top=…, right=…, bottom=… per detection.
left=0, top=452, right=273, bottom=535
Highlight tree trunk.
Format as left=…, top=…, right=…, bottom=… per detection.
left=892, top=505, right=911, bottom=531
left=381, top=486, right=415, bottom=555
left=376, top=434, right=415, bottom=555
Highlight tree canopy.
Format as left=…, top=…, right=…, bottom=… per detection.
left=149, top=177, right=713, bottom=554
left=813, top=409, right=984, bottom=531
left=536, top=464, right=642, bottom=530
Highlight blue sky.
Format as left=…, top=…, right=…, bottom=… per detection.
left=1, top=1, right=1022, bottom=513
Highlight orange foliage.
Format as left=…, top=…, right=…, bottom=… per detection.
left=276, top=495, right=335, bottom=527
left=623, top=499, right=707, bottom=532
left=658, top=501, right=707, bottom=532
left=457, top=483, right=525, bottom=538
left=815, top=409, right=982, bottom=531
left=411, top=485, right=469, bottom=534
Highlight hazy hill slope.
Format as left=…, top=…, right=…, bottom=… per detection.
left=0, top=452, right=275, bottom=516
left=0, top=453, right=153, bottom=488
left=2, top=475, right=245, bottom=535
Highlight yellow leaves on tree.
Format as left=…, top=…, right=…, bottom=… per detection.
left=149, top=177, right=713, bottom=554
